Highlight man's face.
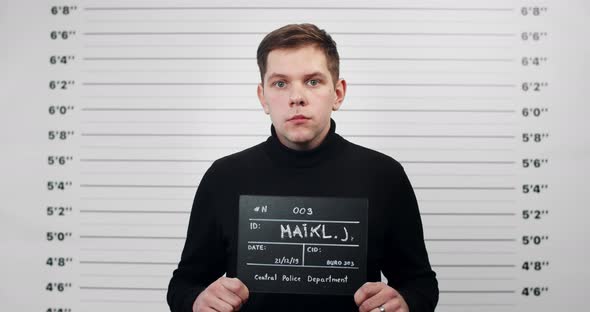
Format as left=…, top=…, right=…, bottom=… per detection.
left=257, top=45, right=346, bottom=151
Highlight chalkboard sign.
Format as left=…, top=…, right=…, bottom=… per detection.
left=237, top=195, right=368, bottom=295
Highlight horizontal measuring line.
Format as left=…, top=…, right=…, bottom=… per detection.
left=80, top=171, right=201, bottom=175
left=80, top=210, right=185, bottom=214
left=438, top=277, right=516, bottom=280
left=81, top=299, right=163, bottom=303
left=80, top=108, right=516, bottom=113
left=77, top=278, right=513, bottom=294
left=430, top=251, right=516, bottom=255
left=81, top=273, right=171, bottom=278
left=420, top=199, right=515, bottom=202
left=79, top=184, right=514, bottom=190
left=82, top=95, right=511, bottom=98
left=348, top=57, right=514, bottom=62
left=247, top=263, right=359, bottom=270
left=80, top=158, right=213, bottom=162
left=82, top=147, right=514, bottom=152
left=82, top=31, right=514, bottom=37
left=82, top=272, right=163, bottom=280
left=249, top=218, right=360, bottom=224
left=78, top=119, right=518, bottom=124
left=82, top=56, right=514, bottom=62
left=422, top=213, right=516, bottom=216
left=401, top=161, right=516, bottom=164
left=82, top=108, right=260, bottom=111
left=413, top=173, right=516, bottom=177
left=80, top=235, right=185, bottom=239
left=81, top=247, right=180, bottom=252
left=80, top=184, right=195, bottom=188
left=415, top=186, right=515, bottom=190
left=439, top=303, right=516, bottom=306
left=83, top=6, right=514, bottom=12
left=430, top=224, right=516, bottom=228
left=248, top=241, right=358, bottom=247
left=81, top=222, right=185, bottom=226
left=81, top=197, right=191, bottom=201
left=72, top=210, right=510, bottom=216
left=80, top=286, right=167, bottom=291
left=431, top=264, right=516, bottom=267
left=79, top=133, right=515, bottom=138
left=84, top=57, right=248, bottom=60
left=82, top=82, right=514, bottom=88
left=81, top=247, right=179, bottom=252
left=342, top=109, right=517, bottom=113
left=425, top=238, right=516, bottom=241
left=440, top=290, right=516, bottom=294
left=80, top=261, right=176, bottom=265
left=355, top=83, right=514, bottom=87
left=80, top=133, right=266, bottom=137
left=83, top=82, right=253, bottom=86
left=81, top=42, right=511, bottom=48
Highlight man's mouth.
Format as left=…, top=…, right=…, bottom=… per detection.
left=289, top=115, right=309, bottom=121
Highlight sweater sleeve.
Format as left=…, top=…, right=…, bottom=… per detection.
left=382, top=164, right=439, bottom=312
left=167, top=162, right=227, bottom=312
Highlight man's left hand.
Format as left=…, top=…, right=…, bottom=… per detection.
left=354, top=282, right=409, bottom=312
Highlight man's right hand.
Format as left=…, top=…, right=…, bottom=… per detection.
left=193, top=277, right=249, bottom=312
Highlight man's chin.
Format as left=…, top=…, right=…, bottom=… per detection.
left=285, top=132, right=314, bottom=144
left=290, top=137, right=327, bottom=150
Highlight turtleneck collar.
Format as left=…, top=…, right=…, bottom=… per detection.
left=263, top=118, right=344, bottom=168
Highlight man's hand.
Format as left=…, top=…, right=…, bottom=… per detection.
left=354, top=282, right=409, bottom=312
left=193, top=277, right=249, bottom=312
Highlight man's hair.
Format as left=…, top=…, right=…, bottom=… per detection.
left=256, top=23, right=340, bottom=85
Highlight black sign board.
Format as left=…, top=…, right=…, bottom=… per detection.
left=237, top=195, right=368, bottom=295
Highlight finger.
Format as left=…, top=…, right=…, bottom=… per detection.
left=216, top=287, right=244, bottom=311
left=206, top=295, right=235, bottom=312
left=193, top=290, right=218, bottom=312
left=354, top=282, right=387, bottom=306
left=359, top=286, right=399, bottom=312
left=370, top=297, right=402, bottom=312
left=221, top=277, right=250, bottom=303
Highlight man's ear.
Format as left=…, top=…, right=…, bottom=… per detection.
left=257, top=83, right=270, bottom=114
left=332, top=79, right=347, bottom=111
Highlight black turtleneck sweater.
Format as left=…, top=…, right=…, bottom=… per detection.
left=167, top=120, right=438, bottom=311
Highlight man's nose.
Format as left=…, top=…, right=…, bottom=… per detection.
left=289, top=86, right=306, bottom=106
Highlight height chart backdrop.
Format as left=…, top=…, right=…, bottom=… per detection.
left=1, top=0, right=589, bottom=311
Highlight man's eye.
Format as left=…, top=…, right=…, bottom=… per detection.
left=274, top=81, right=286, bottom=88
left=307, top=79, right=319, bottom=86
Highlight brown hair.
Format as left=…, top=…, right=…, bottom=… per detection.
left=256, top=23, right=340, bottom=85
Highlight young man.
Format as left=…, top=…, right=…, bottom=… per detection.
left=167, top=24, right=438, bottom=312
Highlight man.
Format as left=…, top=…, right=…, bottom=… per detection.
left=167, top=23, right=438, bottom=312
